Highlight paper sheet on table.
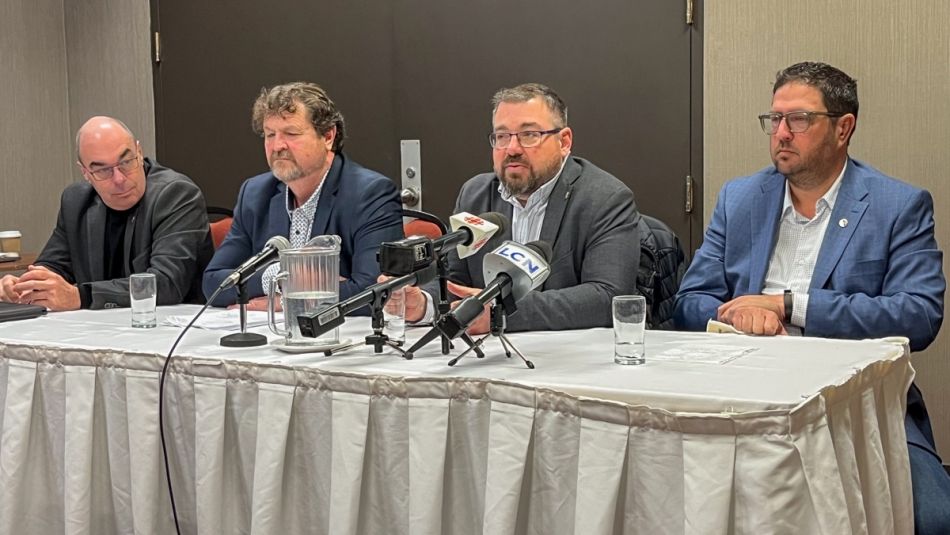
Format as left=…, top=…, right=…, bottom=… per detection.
left=163, top=309, right=275, bottom=331
left=706, top=319, right=743, bottom=334
left=649, top=345, right=757, bottom=365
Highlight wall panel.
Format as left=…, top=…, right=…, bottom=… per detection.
left=705, top=0, right=950, bottom=457
left=0, top=0, right=72, bottom=252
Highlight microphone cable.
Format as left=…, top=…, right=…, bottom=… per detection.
left=158, top=285, right=225, bottom=535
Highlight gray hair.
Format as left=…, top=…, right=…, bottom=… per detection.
left=491, top=83, right=568, bottom=127
left=74, top=117, right=135, bottom=162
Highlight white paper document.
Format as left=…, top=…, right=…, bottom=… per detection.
left=163, top=309, right=274, bottom=331
left=649, top=345, right=757, bottom=365
left=706, top=319, right=743, bottom=334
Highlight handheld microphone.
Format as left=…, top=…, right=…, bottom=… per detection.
left=297, top=262, right=439, bottom=339
left=435, top=240, right=552, bottom=340
left=379, top=212, right=508, bottom=276
left=219, top=235, right=291, bottom=290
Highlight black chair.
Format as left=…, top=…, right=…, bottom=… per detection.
left=636, top=214, right=687, bottom=329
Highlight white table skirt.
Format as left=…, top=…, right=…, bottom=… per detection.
left=0, top=306, right=914, bottom=534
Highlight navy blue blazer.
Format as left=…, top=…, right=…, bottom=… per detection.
left=202, top=153, right=403, bottom=307
left=674, top=158, right=944, bottom=352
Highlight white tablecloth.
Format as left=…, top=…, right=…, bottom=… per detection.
left=0, top=306, right=913, bottom=534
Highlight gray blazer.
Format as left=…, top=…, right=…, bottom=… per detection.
left=446, top=156, right=640, bottom=331
left=36, top=158, right=214, bottom=309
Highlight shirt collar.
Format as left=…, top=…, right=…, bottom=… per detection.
left=498, top=154, right=569, bottom=208
left=782, top=159, right=848, bottom=217
left=284, top=165, right=331, bottom=215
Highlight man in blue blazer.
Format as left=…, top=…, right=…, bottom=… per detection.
left=675, top=62, right=948, bottom=533
left=202, top=82, right=402, bottom=307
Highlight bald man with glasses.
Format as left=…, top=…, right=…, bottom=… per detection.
left=0, top=116, right=213, bottom=311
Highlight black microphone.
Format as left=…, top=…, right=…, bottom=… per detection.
left=379, top=212, right=508, bottom=276
left=297, top=262, right=439, bottom=339
left=219, top=235, right=291, bottom=290
left=436, top=240, right=552, bottom=340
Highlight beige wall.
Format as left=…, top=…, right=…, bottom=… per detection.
left=64, top=1, right=155, bottom=157
left=705, top=1, right=950, bottom=457
left=0, top=0, right=72, bottom=252
left=0, top=0, right=154, bottom=253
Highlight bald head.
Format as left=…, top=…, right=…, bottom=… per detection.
left=75, top=116, right=147, bottom=211
left=75, top=116, right=136, bottom=164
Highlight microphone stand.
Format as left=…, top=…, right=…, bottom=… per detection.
left=362, top=287, right=411, bottom=358
left=447, top=292, right=534, bottom=369
left=404, top=254, right=485, bottom=360
left=220, top=281, right=267, bottom=347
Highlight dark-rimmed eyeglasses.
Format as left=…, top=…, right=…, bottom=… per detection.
left=488, top=128, right=563, bottom=149
left=758, top=111, right=844, bottom=135
left=84, top=155, right=141, bottom=181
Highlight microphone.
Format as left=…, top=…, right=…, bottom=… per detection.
left=378, top=212, right=507, bottom=276
left=297, top=262, right=439, bottom=339
left=446, top=212, right=507, bottom=259
left=219, top=235, right=291, bottom=290
left=435, top=240, right=552, bottom=340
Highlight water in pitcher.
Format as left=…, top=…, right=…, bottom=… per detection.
left=283, top=290, right=338, bottom=345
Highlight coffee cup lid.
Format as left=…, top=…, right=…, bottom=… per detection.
left=0, top=231, right=21, bottom=238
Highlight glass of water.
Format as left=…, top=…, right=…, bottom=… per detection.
left=612, top=295, right=646, bottom=365
left=130, top=273, right=157, bottom=328
left=383, top=287, right=406, bottom=345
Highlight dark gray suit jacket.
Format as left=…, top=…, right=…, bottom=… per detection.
left=447, top=156, right=640, bottom=331
left=36, top=158, right=214, bottom=309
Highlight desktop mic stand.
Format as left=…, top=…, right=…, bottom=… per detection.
left=404, top=254, right=484, bottom=360
left=364, top=288, right=411, bottom=359
left=220, top=281, right=267, bottom=347
left=447, top=293, right=534, bottom=369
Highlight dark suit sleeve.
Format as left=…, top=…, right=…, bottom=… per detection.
left=338, top=175, right=403, bottom=301
left=35, top=190, right=77, bottom=284
left=806, top=189, right=945, bottom=351
left=673, top=183, right=732, bottom=331
left=506, top=186, right=640, bottom=332
left=84, top=179, right=211, bottom=308
left=202, top=180, right=257, bottom=306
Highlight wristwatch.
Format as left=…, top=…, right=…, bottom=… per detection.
left=783, top=289, right=793, bottom=321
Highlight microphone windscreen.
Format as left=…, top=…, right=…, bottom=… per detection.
left=477, top=212, right=509, bottom=236
left=266, top=235, right=292, bottom=250
left=524, top=240, right=553, bottom=263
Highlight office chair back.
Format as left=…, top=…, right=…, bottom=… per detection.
left=637, top=214, right=687, bottom=329
left=207, top=206, right=234, bottom=249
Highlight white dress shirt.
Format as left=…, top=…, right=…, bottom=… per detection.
left=498, top=155, right=568, bottom=244
left=416, top=155, right=569, bottom=322
left=762, top=161, right=847, bottom=335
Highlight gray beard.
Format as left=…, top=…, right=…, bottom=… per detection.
left=272, top=163, right=303, bottom=183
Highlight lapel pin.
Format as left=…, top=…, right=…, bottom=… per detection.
left=838, top=218, right=848, bottom=228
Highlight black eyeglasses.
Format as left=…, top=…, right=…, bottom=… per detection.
left=758, top=111, right=844, bottom=135
left=488, top=128, right=563, bottom=149
left=84, top=154, right=141, bottom=181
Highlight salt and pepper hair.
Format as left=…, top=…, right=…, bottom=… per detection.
left=491, top=83, right=569, bottom=128
left=774, top=61, right=859, bottom=118
left=251, top=81, right=346, bottom=152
